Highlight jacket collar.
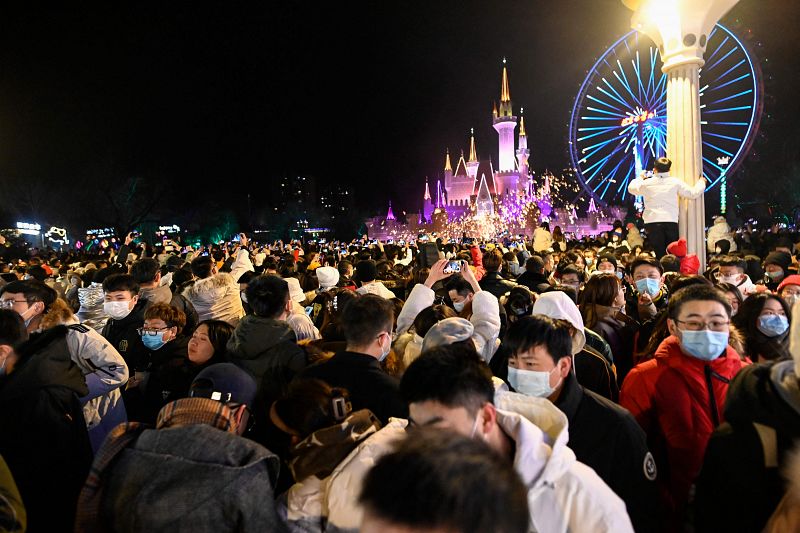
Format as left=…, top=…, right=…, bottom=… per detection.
left=656, top=335, right=741, bottom=374
left=553, top=372, right=582, bottom=422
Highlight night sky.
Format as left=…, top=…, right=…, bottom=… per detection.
left=0, top=1, right=797, bottom=220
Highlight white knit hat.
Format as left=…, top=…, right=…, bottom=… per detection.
left=316, top=266, right=340, bottom=289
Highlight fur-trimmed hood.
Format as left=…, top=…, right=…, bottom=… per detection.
left=40, top=298, right=80, bottom=330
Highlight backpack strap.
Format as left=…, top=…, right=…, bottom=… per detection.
left=753, top=422, right=779, bottom=468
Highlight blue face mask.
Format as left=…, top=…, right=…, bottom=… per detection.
left=635, top=278, right=660, bottom=298
left=679, top=329, right=729, bottom=361
left=142, top=334, right=168, bottom=351
left=758, top=314, right=789, bottom=337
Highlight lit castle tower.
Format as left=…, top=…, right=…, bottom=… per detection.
left=466, top=128, right=479, bottom=183
left=422, top=177, right=435, bottom=223
left=492, top=58, right=518, bottom=196
left=443, top=148, right=453, bottom=193
left=516, top=108, right=531, bottom=193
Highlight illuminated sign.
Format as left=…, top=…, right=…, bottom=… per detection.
left=717, top=156, right=730, bottom=166
left=86, top=228, right=115, bottom=238
left=620, top=111, right=657, bottom=127
left=16, top=222, right=41, bottom=236
left=46, top=226, right=69, bottom=245
left=158, top=225, right=181, bottom=233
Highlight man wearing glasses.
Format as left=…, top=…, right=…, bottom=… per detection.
left=620, top=284, right=746, bottom=529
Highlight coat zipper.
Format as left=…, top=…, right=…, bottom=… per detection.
left=703, top=364, right=730, bottom=427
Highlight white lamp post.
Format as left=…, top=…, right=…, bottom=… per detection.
left=622, top=0, right=739, bottom=269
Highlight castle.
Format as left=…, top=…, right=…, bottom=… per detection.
left=421, top=59, right=532, bottom=223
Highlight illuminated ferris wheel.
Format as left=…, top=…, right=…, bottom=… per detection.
left=569, top=24, right=762, bottom=205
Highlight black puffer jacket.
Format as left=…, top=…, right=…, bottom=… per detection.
left=695, top=360, right=800, bottom=533
left=101, top=298, right=150, bottom=371
left=0, top=326, right=93, bottom=532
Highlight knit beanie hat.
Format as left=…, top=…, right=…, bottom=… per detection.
left=765, top=251, right=792, bottom=273
left=680, top=254, right=700, bottom=275
left=667, top=238, right=687, bottom=258
left=316, top=266, right=340, bottom=290
left=778, top=275, right=800, bottom=293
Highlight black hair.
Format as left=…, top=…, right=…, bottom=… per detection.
left=246, top=275, right=289, bottom=319
left=412, top=304, right=457, bottom=338
left=193, top=319, right=234, bottom=363
left=714, top=239, right=731, bottom=254
left=400, top=344, right=494, bottom=413
left=654, top=157, right=672, bottom=173
left=0, top=280, right=57, bottom=310
left=718, top=255, right=747, bottom=272
left=359, top=428, right=529, bottom=533
left=102, top=274, right=140, bottom=295
left=525, top=256, right=545, bottom=274
left=190, top=255, right=215, bottom=279
left=504, top=315, right=573, bottom=363
left=272, top=378, right=352, bottom=439
left=340, top=294, right=394, bottom=346
left=559, top=264, right=584, bottom=282
left=732, top=292, right=791, bottom=361
left=0, top=309, right=27, bottom=346
left=130, top=258, right=161, bottom=284
left=630, top=254, right=664, bottom=276
left=26, top=265, right=48, bottom=282
left=668, top=284, right=732, bottom=320
left=443, top=274, right=474, bottom=297
left=237, top=271, right=257, bottom=285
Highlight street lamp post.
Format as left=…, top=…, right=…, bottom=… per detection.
left=622, top=0, right=739, bottom=269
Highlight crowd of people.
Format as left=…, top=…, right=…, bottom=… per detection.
left=3, top=198, right=800, bottom=532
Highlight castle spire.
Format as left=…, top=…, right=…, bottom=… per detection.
left=468, top=128, right=477, bottom=163
left=519, top=107, right=527, bottom=137
left=500, top=57, right=511, bottom=103
left=386, top=201, right=396, bottom=221
left=423, top=177, right=431, bottom=200
left=444, top=149, right=452, bottom=172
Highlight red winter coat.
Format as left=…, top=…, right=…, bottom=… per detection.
left=620, top=336, right=745, bottom=521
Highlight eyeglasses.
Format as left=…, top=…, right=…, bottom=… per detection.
left=0, top=299, right=28, bottom=309
left=137, top=327, right=169, bottom=336
left=675, top=319, right=730, bottom=332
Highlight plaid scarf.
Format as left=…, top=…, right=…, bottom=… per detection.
left=74, top=398, right=237, bottom=532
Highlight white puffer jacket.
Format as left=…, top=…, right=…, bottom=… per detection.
left=183, top=272, right=244, bottom=326
left=495, top=391, right=634, bottom=533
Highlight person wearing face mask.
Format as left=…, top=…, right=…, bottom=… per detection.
left=101, top=273, right=150, bottom=373
left=762, top=251, right=793, bottom=292
left=398, top=259, right=501, bottom=364
left=621, top=285, right=745, bottom=527
left=505, top=315, right=657, bottom=533
left=626, top=255, right=669, bottom=326
left=299, top=293, right=407, bottom=425
left=401, top=345, right=634, bottom=533
left=732, top=293, right=792, bottom=363
left=392, top=303, right=456, bottom=370
left=706, top=216, right=737, bottom=254
left=715, top=255, right=760, bottom=299
left=695, top=298, right=800, bottom=533
left=778, top=275, right=800, bottom=309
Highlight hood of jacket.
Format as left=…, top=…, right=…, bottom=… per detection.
left=723, top=360, right=800, bottom=436
left=39, top=298, right=78, bottom=330
left=227, top=315, right=297, bottom=360
left=289, top=409, right=381, bottom=481
left=0, top=326, right=88, bottom=402
left=77, top=282, right=105, bottom=311
left=494, top=391, right=575, bottom=488
left=532, top=291, right=586, bottom=354
left=105, top=423, right=280, bottom=521
left=139, top=284, right=173, bottom=306
left=183, top=273, right=236, bottom=306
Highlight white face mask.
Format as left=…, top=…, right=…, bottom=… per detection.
left=507, top=365, right=561, bottom=398
left=453, top=300, right=466, bottom=313
left=718, top=274, right=741, bottom=285
left=104, top=300, right=134, bottom=320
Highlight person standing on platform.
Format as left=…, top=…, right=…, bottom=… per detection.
left=627, top=157, right=706, bottom=258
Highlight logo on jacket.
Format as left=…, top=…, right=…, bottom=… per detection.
left=643, top=452, right=657, bottom=481
left=119, top=340, right=128, bottom=352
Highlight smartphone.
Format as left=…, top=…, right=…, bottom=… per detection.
left=443, top=260, right=461, bottom=274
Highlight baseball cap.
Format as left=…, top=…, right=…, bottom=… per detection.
left=190, top=363, right=257, bottom=408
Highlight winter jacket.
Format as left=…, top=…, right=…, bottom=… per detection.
left=300, top=352, right=408, bottom=424
left=101, top=298, right=150, bottom=371
left=763, top=445, right=800, bottom=533
left=355, top=281, right=395, bottom=299
left=140, top=335, right=193, bottom=423
left=0, top=453, right=25, bottom=533
left=533, top=227, right=553, bottom=252
left=397, top=284, right=501, bottom=363
left=494, top=391, right=634, bottom=533
left=281, top=413, right=408, bottom=532
left=620, top=336, right=746, bottom=521
left=97, top=417, right=283, bottom=532
left=479, top=271, right=517, bottom=299
left=227, top=315, right=307, bottom=405
left=229, top=248, right=255, bottom=284
left=77, top=282, right=109, bottom=332
left=516, top=270, right=551, bottom=293
left=706, top=217, right=738, bottom=253
left=553, top=372, right=657, bottom=533
left=140, top=283, right=199, bottom=334
left=626, top=226, right=644, bottom=249
left=0, top=326, right=93, bottom=532
left=627, top=172, right=705, bottom=224
left=695, top=360, right=800, bottom=532
left=533, top=292, right=619, bottom=400
left=183, top=272, right=245, bottom=326
left=587, top=305, right=638, bottom=383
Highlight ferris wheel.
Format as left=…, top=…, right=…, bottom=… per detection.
left=569, top=24, right=762, bottom=205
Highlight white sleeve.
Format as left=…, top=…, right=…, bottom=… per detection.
left=67, top=327, right=129, bottom=400
left=676, top=177, right=706, bottom=199
left=627, top=177, right=645, bottom=195
left=229, top=248, right=255, bottom=284
left=470, top=291, right=501, bottom=362
left=396, top=284, right=435, bottom=336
